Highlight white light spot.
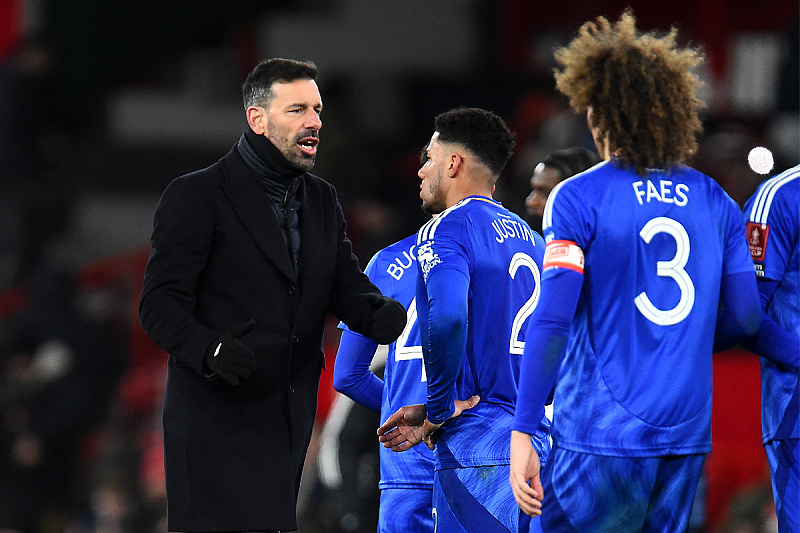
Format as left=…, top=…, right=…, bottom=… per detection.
left=748, top=146, right=774, bottom=175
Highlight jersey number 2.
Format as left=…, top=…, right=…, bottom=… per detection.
left=509, top=252, right=542, bottom=354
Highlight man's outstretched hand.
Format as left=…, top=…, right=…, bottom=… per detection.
left=377, top=395, right=480, bottom=451
left=377, top=404, right=431, bottom=451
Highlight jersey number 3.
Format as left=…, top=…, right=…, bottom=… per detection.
left=635, top=216, right=695, bottom=326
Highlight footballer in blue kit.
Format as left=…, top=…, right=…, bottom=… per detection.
left=377, top=107, right=551, bottom=533
left=743, top=164, right=799, bottom=533
left=334, top=233, right=436, bottom=533
left=509, top=12, right=762, bottom=533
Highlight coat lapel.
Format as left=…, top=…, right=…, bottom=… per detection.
left=220, top=150, right=297, bottom=281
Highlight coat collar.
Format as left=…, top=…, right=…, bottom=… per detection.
left=219, top=147, right=297, bottom=281
left=218, top=146, right=324, bottom=284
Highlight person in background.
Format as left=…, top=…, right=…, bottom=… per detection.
left=377, top=107, right=551, bottom=533
left=743, top=164, right=799, bottom=533
left=138, top=57, right=406, bottom=533
left=510, top=11, right=761, bottom=532
left=524, top=146, right=600, bottom=233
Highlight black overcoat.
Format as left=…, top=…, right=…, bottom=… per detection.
left=139, top=143, right=382, bottom=532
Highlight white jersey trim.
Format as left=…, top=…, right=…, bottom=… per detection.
left=417, top=196, right=493, bottom=243
left=748, top=165, right=800, bottom=225
left=542, top=174, right=578, bottom=231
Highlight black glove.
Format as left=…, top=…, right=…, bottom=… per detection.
left=364, top=293, right=407, bottom=345
left=203, top=319, right=257, bottom=386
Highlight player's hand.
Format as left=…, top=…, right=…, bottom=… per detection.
left=364, top=293, right=407, bottom=344
left=419, top=395, right=480, bottom=450
left=510, top=430, right=543, bottom=516
left=453, top=394, right=480, bottom=417
left=378, top=395, right=480, bottom=452
left=420, top=418, right=444, bottom=451
left=377, top=404, right=429, bottom=452
left=203, top=319, right=257, bottom=386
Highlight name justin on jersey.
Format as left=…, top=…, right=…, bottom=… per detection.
left=632, top=180, right=688, bottom=206
left=492, top=214, right=536, bottom=243
left=386, top=243, right=417, bottom=281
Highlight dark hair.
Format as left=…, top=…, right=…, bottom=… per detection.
left=434, top=107, right=516, bottom=176
left=553, top=10, right=703, bottom=175
left=242, top=58, right=318, bottom=109
left=541, top=147, right=601, bottom=179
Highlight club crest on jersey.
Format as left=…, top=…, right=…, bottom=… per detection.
left=746, top=222, right=769, bottom=262
left=417, top=241, right=441, bottom=281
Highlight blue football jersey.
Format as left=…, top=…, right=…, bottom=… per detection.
left=541, top=160, right=754, bottom=456
left=743, top=165, right=800, bottom=443
left=415, top=196, right=551, bottom=470
left=339, top=234, right=434, bottom=489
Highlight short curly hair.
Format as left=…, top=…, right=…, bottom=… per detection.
left=434, top=107, right=516, bottom=177
left=553, top=10, right=704, bottom=176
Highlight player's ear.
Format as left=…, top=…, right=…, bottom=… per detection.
left=449, top=153, right=463, bottom=177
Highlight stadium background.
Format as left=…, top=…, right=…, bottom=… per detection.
left=0, top=1, right=797, bottom=531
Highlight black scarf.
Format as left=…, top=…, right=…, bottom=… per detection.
left=237, top=129, right=303, bottom=276
left=238, top=128, right=303, bottom=184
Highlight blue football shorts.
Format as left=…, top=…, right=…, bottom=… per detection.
left=432, top=464, right=541, bottom=532
left=378, top=487, right=433, bottom=533
left=540, top=446, right=706, bottom=533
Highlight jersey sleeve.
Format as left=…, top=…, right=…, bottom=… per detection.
left=721, top=195, right=757, bottom=277
left=751, top=279, right=800, bottom=371
left=710, top=195, right=763, bottom=349
left=416, top=217, right=471, bottom=282
left=745, top=186, right=796, bottom=281
left=416, top=217, right=471, bottom=424
left=743, top=175, right=800, bottom=370
left=513, top=247, right=583, bottom=434
left=542, top=179, right=593, bottom=248
left=333, top=330, right=382, bottom=411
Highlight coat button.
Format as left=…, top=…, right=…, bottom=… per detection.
left=289, top=386, right=295, bottom=394
left=288, top=284, right=296, bottom=295
left=292, top=335, right=300, bottom=343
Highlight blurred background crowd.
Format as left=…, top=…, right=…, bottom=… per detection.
left=0, top=1, right=797, bottom=532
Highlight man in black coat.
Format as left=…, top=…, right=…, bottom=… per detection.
left=139, top=58, right=406, bottom=533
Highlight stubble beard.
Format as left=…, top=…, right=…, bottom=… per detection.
left=420, top=171, right=445, bottom=215
left=288, top=150, right=315, bottom=172
left=267, top=123, right=317, bottom=172
left=421, top=199, right=444, bottom=215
